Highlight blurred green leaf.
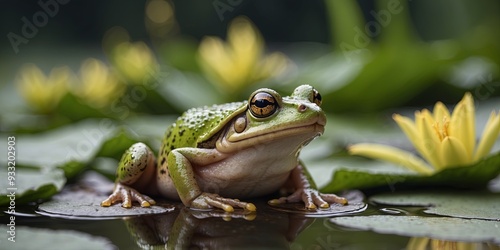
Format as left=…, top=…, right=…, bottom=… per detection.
left=94, top=129, right=139, bottom=159
left=324, top=0, right=366, bottom=51
left=57, top=93, right=109, bottom=121
left=59, top=160, right=88, bottom=180
left=0, top=168, right=65, bottom=206
left=156, top=68, right=222, bottom=110
left=0, top=225, right=117, bottom=250
left=0, top=120, right=143, bottom=205
left=160, top=37, right=200, bottom=72
left=321, top=152, right=500, bottom=193
left=330, top=216, right=500, bottom=244
left=370, top=191, right=500, bottom=220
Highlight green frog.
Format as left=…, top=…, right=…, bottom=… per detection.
left=101, top=85, right=347, bottom=212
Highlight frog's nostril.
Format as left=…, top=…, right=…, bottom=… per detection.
left=298, top=104, right=307, bottom=112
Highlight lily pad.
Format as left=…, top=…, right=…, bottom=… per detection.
left=0, top=120, right=141, bottom=206
left=329, top=215, right=500, bottom=244
left=0, top=225, right=117, bottom=250
left=322, top=152, right=500, bottom=193
left=38, top=190, right=174, bottom=218
left=370, top=191, right=500, bottom=221
left=0, top=168, right=65, bottom=206
left=269, top=190, right=367, bottom=217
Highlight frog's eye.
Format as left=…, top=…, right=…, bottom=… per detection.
left=249, top=91, right=279, bottom=118
left=312, top=89, right=322, bottom=107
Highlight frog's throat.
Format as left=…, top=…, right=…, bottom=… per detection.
left=215, top=123, right=324, bottom=154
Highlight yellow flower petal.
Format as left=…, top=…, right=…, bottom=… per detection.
left=112, top=41, right=158, bottom=84
left=393, top=114, right=439, bottom=169
left=197, top=16, right=289, bottom=94
left=416, top=110, right=443, bottom=169
left=76, top=58, right=124, bottom=108
left=449, top=93, right=475, bottom=159
left=473, top=111, right=500, bottom=161
left=433, top=101, right=450, bottom=122
left=254, top=52, right=288, bottom=82
left=406, top=238, right=430, bottom=250
left=16, top=64, right=70, bottom=113
left=348, top=143, right=433, bottom=175
left=229, top=17, right=261, bottom=72
left=439, top=136, right=469, bottom=169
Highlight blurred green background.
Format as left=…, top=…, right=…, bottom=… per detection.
left=0, top=2, right=499, bottom=248
left=0, top=0, right=499, bottom=134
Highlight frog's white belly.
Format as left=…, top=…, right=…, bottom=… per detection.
left=196, top=141, right=299, bottom=198
left=157, top=134, right=312, bottom=199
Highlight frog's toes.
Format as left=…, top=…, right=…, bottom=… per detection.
left=101, top=183, right=156, bottom=208
left=268, top=188, right=347, bottom=210
left=191, top=193, right=256, bottom=212
left=319, top=193, right=348, bottom=206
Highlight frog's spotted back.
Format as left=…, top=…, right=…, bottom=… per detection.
left=160, top=101, right=247, bottom=155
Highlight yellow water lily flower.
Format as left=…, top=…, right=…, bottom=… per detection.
left=198, top=16, right=288, bottom=94
left=349, top=93, right=500, bottom=175
left=111, top=41, right=158, bottom=84
left=16, top=64, right=71, bottom=114
left=407, top=237, right=483, bottom=250
left=74, top=58, right=125, bottom=108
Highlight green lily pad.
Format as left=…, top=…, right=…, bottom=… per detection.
left=38, top=190, right=174, bottom=218
left=0, top=120, right=142, bottom=206
left=36, top=170, right=175, bottom=218
left=0, top=225, right=116, bottom=250
left=269, top=190, right=367, bottom=217
left=0, top=168, right=66, bottom=206
left=329, top=215, right=500, bottom=244
left=370, top=191, right=500, bottom=221
left=321, top=152, right=500, bottom=193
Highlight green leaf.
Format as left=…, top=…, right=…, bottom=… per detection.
left=57, top=93, right=109, bottom=121
left=324, top=0, right=366, bottom=51
left=330, top=215, right=500, bottom=244
left=94, top=128, right=139, bottom=159
left=38, top=190, right=174, bottom=218
left=321, top=152, right=500, bottom=193
left=57, top=160, right=87, bottom=181
left=0, top=168, right=65, bottom=206
left=370, top=191, right=500, bottom=221
left=0, top=116, right=173, bottom=205
left=0, top=120, right=124, bottom=205
left=156, top=68, right=222, bottom=110
left=160, top=37, right=200, bottom=72
left=0, top=225, right=117, bottom=250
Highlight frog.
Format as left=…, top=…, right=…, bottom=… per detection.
left=101, top=85, right=348, bottom=212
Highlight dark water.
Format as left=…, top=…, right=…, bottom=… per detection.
left=3, top=194, right=497, bottom=250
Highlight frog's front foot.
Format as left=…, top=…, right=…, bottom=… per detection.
left=190, top=193, right=257, bottom=213
left=101, top=183, right=156, bottom=208
left=268, top=188, right=348, bottom=210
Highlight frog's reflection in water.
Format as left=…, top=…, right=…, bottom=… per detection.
left=124, top=201, right=313, bottom=249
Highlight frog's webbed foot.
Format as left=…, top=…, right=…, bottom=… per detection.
left=101, top=183, right=156, bottom=208
left=190, top=193, right=256, bottom=213
left=268, top=188, right=348, bottom=210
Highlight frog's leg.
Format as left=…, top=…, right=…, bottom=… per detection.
left=101, top=143, right=157, bottom=208
left=268, top=162, right=348, bottom=209
left=168, top=148, right=257, bottom=212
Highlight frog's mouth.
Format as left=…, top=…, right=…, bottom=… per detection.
left=216, top=116, right=325, bottom=153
